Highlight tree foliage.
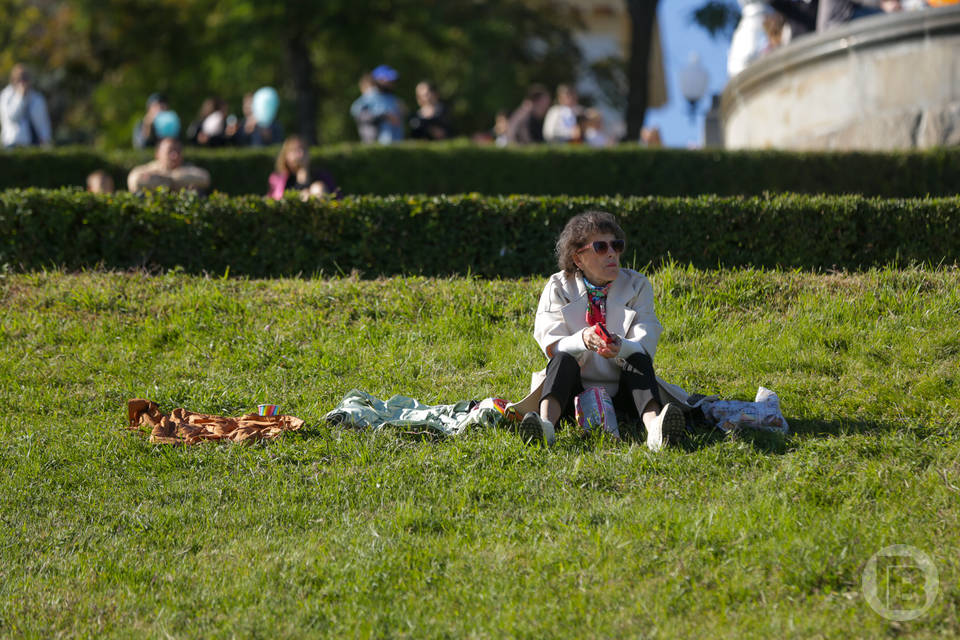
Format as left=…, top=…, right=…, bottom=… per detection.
left=691, top=0, right=742, bottom=40
left=1, top=0, right=583, bottom=148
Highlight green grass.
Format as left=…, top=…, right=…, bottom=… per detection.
left=1, top=266, right=958, bottom=638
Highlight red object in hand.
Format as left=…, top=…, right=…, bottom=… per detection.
left=595, top=322, right=615, bottom=344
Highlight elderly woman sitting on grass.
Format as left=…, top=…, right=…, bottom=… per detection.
left=510, top=210, right=692, bottom=450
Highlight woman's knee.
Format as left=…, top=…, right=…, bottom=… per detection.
left=624, top=351, right=653, bottom=370
left=547, top=351, right=580, bottom=375
left=550, top=351, right=578, bottom=365
left=543, top=351, right=582, bottom=391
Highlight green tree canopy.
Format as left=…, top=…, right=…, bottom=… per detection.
left=1, top=0, right=585, bottom=148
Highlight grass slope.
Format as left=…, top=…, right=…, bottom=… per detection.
left=1, top=267, right=958, bottom=638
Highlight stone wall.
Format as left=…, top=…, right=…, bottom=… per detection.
left=721, top=6, right=960, bottom=150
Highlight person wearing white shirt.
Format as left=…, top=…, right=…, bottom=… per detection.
left=0, top=64, right=52, bottom=148
left=542, top=84, right=582, bottom=143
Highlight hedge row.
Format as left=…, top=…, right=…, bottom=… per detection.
left=3, top=144, right=960, bottom=198
left=2, top=189, right=957, bottom=277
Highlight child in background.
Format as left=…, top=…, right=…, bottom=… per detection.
left=583, top=109, right=612, bottom=147
left=86, top=170, right=115, bottom=194
left=268, top=136, right=338, bottom=201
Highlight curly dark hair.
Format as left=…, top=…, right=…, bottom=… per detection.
left=555, top=210, right=626, bottom=275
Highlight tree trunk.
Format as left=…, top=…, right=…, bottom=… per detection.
left=287, top=32, right=318, bottom=145
left=625, top=0, right=659, bottom=142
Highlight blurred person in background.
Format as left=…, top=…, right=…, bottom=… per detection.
left=187, top=97, right=230, bottom=147
left=505, top=84, right=551, bottom=145
left=640, top=126, right=663, bottom=147
left=127, top=138, right=211, bottom=193
left=582, top=108, right=612, bottom=147
left=86, top=170, right=115, bottom=194
left=493, top=109, right=510, bottom=146
left=372, top=65, right=406, bottom=144
left=762, top=12, right=788, bottom=53
left=409, top=80, right=452, bottom=140
left=0, top=64, right=52, bottom=148
left=234, top=91, right=283, bottom=146
left=769, top=0, right=818, bottom=37
left=350, top=65, right=405, bottom=144
left=818, top=0, right=902, bottom=31
left=542, top=84, right=582, bottom=143
left=350, top=74, right=379, bottom=143
left=267, top=135, right=338, bottom=200
left=133, top=93, right=168, bottom=149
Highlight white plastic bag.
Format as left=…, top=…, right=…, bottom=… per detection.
left=703, top=386, right=788, bottom=435
left=575, top=387, right=620, bottom=438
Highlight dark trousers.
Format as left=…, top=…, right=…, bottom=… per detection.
left=540, top=351, right=664, bottom=423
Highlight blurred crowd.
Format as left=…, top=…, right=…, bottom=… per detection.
left=133, top=88, right=283, bottom=150
left=3, top=0, right=957, bottom=195
left=1, top=61, right=637, bottom=155
left=756, top=0, right=958, bottom=59
left=103, top=135, right=339, bottom=202
left=2, top=60, right=651, bottom=200
left=345, top=64, right=632, bottom=148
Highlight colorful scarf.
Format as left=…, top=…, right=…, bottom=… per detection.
left=583, top=277, right=610, bottom=326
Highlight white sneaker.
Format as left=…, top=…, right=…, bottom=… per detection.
left=519, top=412, right=556, bottom=446
left=646, top=403, right=685, bottom=452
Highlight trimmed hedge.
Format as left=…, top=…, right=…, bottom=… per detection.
left=1, top=189, right=957, bottom=277
left=2, top=144, right=960, bottom=198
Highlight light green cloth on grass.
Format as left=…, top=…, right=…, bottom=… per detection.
left=323, top=389, right=507, bottom=437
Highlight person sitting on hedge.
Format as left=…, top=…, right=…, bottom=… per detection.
left=268, top=135, right=339, bottom=201
left=507, top=210, right=700, bottom=450
left=127, top=138, right=211, bottom=194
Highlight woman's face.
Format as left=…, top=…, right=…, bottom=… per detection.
left=573, top=231, right=622, bottom=285
left=415, top=83, right=433, bottom=107
left=285, top=142, right=306, bottom=170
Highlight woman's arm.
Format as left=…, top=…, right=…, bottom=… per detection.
left=534, top=276, right=581, bottom=359
left=619, top=274, right=663, bottom=360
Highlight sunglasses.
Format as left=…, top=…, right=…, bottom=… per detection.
left=577, top=239, right=625, bottom=255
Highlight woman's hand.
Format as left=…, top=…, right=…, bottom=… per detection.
left=583, top=325, right=621, bottom=359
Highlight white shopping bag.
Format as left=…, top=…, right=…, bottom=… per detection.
left=703, top=386, right=789, bottom=435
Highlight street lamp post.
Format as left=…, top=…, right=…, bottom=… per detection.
left=679, top=51, right=709, bottom=123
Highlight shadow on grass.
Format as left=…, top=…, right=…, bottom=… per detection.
left=290, top=414, right=899, bottom=456
left=614, top=415, right=795, bottom=454
left=641, top=416, right=901, bottom=455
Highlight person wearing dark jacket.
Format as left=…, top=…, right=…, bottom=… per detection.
left=504, top=84, right=551, bottom=145
left=770, top=0, right=819, bottom=36
left=408, top=81, right=452, bottom=140
left=817, top=0, right=900, bottom=31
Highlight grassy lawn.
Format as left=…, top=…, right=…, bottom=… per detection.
left=1, top=266, right=958, bottom=638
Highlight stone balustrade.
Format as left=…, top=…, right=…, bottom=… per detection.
left=722, top=5, right=960, bottom=150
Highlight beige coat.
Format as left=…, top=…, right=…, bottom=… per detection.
left=507, top=268, right=700, bottom=416
left=127, top=159, right=211, bottom=193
